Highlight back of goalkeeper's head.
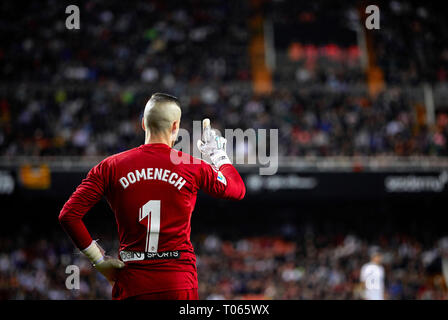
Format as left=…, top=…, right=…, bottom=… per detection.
left=142, top=93, right=182, bottom=145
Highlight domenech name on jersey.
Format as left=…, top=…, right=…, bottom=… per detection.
left=119, top=168, right=187, bottom=190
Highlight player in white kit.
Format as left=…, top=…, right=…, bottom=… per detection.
left=360, top=249, right=385, bottom=300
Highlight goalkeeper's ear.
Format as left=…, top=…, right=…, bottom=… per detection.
left=170, top=120, right=180, bottom=147
left=171, top=120, right=180, bottom=137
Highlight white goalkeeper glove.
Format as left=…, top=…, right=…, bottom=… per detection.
left=81, top=240, right=125, bottom=286
left=197, top=118, right=231, bottom=169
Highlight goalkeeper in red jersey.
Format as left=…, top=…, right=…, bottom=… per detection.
left=59, top=93, right=246, bottom=300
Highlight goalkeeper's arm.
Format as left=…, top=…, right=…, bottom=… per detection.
left=196, top=118, right=246, bottom=200
left=59, top=161, right=124, bottom=285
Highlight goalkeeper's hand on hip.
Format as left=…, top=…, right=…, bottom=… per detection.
left=197, top=118, right=231, bottom=169
left=81, top=240, right=125, bottom=286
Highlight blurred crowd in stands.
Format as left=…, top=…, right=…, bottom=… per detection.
left=1, top=1, right=448, bottom=158
left=1, top=0, right=250, bottom=84
left=197, top=233, right=448, bottom=300
left=2, top=86, right=448, bottom=157
left=265, top=0, right=448, bottom=84
left=1, top=229, right=447, bottom=300
left=372, top=1, right=448, bottom=84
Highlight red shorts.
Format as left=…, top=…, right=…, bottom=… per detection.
left=111, top=262, right=198, bottom=300
left=124, top=288, right=199, bottom=300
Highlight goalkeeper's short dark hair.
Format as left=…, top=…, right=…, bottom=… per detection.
left=149, top=93, right=181, bottom=108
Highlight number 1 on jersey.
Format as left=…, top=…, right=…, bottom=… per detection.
left=139, top=200, right=161, bottom=252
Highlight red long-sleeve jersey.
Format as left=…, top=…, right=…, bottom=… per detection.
left=59, top=143, right=245, bottom=299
